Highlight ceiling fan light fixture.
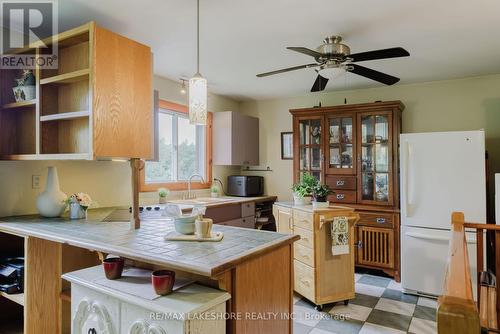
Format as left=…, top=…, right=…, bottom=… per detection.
left=318, top=66, right=346, bottom=80
left=189, top=0, right=207, bottom=125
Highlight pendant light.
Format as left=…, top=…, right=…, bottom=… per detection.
left=189, top=0, right=207, bottom=125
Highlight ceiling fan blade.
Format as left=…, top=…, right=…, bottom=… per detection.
left=311, top=74, right=329, bottom=92
left=256, top=63, right=317, bottom=77
left=348, top=64, right=400, bottom=85
left=349, top=47, right=409, bottom=62
left=287, top=47, right=323, bottom=59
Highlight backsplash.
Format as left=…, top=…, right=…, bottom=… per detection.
left=0, top=160, right=237, bottom=217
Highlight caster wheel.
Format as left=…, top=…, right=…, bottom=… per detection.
left=343, top=300, right=349, bottom=306
left=315, top=305, right=323, bottom=311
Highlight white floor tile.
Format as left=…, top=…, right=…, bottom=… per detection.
left=355, top=273, right=362, bottom=282
left=310, top=328, right=340, bottom=334
left=387, top=280, right=402, bottom=291
left=375, top=298, right=416, bottom=316
left=417, top=296, right=438, bottom=309
left=359, top=323, right=406, bottom=334
left=329, top=303, right=373, bottom=322
left=408, top=318, right=437, bottom=334
left=293, top=304, right=324, bottom=327
left=355, top=283, right=385, bottom=297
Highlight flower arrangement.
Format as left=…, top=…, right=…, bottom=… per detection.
left=66, top=193, right=93, bottom=219
left=312, top=183, right=333, bottom=202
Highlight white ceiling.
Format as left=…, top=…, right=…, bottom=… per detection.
left=57, top=0, right=500, bottom=100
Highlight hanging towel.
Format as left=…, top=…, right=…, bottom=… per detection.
left=331, top=216, right=349, bottom=256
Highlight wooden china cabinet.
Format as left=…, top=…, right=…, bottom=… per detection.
left=291, top=101, right=404, bottom=281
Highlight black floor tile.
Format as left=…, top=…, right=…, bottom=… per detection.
left=382, top=289, right=418, bottom=304
left=413, top=305, right=437, bottom=321
left=365, top=309, right=412, bottom=332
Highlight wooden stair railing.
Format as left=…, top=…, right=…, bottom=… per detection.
left=437, top=212, right=480, bottom=334
left=437, top=212, right=500, bottom=334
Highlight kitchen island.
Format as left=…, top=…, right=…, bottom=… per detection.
left=0, top=208, right=298, bottom=334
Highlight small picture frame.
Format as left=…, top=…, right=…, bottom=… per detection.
left=281, top=132, right=293, bottom=160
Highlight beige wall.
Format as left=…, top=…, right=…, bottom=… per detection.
left=0, top=76, right=239, bottom=217
left=239, top=74, right=500, bottom=204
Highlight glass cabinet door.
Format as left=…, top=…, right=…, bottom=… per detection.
left=327, top=116, right=354, bottom=174
left=297, top=118, right=323, bottom=182
left=358, top=113, right=392, bottom=205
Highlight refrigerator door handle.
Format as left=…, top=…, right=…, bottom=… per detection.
left=406, top=232, right=477, bottom=244
left=403, top=141, right=413, bottom=217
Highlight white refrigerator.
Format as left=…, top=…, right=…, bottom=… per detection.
left=400, top=130, right=486, bottom=298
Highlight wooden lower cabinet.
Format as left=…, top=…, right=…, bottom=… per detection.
left=357, top=226, right=394, bottom=269
left=275, top=205, right=400, bottom=282
left=354, top=212, right=400, bottom=281
left=274, top=205, right=359, bottom=309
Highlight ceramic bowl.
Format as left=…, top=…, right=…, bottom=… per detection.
left=174, top=215, right=196, bottom=235
left=151, top=270, right=176, bottom=295
left=103, top=257, right=124, bottom=280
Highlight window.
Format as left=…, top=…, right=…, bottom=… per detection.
left=140, top=100, right=212, bottom=191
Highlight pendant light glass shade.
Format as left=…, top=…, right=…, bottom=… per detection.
left=188, top=73, right=207, bottom=125
left=189, top=0, right=207, bottom=125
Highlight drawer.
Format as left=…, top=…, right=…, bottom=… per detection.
left=241, top=201, right=255, bottom=217
left=326, top=175, right=356, bottom=190
left=294, top=260, right=315, bottom=301
left=294, top=243, right=314, bottom=267
left=328, top=190, right=356, bottom=204
left=294, top=225, right=314, bottom=249
left=358, top=212, right=393, bottom=228
left=293, top=209, right=313, bottom=230
left=224, top=217, right=255, bottom=229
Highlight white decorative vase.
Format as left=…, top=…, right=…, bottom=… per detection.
left=36, top=166, right=67, bottom=217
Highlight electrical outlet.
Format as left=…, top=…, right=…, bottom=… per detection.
left=32, top=175, right=40, bottom=189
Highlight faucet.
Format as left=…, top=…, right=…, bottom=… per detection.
left=187, top=174, right=205, bottom=199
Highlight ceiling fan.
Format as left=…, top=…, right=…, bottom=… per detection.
left=256, top=36, right=409, bottom=92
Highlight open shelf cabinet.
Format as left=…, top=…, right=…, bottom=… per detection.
left=0, top=21, right=153, bottom=161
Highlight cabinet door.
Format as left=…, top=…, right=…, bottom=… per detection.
left=326, top=115, right=355, bottom=175
left=357, top=226, right=394, bottom=269
left=294, top=116, right=324, bottom=183
left=357, top=112, right=393, bottom=206
left=273, top=207, right=292, bottom=234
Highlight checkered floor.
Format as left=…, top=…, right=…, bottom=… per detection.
left=293, top=273, right=438, bottom=334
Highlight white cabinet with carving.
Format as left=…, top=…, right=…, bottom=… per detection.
left=63, top=266, right=230, bottom=334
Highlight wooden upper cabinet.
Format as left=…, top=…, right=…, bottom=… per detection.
left=293, top=115, right=324, bottom=183
left=290, top=101, right=404, bottom=209
left=0, top=22, right=153, bottom=160
left=325, top=113, right=356, bottom=175
left=213, top=111, right=259, bottom=166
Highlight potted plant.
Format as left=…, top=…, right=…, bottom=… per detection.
left=312, top=183, right=333, bottom=208
left=158, top=188, right=169, bottom=204
left=291, top=172, right=318, bottom=205
left=12, top=70, right=36, bottom=102
left=210, top=184, right=219, bottom=198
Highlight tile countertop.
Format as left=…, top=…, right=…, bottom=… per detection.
left=0, top=207, right=297, bottom=278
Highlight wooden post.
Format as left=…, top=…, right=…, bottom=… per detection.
left=130, top=158, right=144, bottom=229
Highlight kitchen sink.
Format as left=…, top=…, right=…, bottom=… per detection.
left=168, top=197, right=238, bottom=206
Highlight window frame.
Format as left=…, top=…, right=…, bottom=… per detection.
left=139, top=100, right=213, bottom=192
